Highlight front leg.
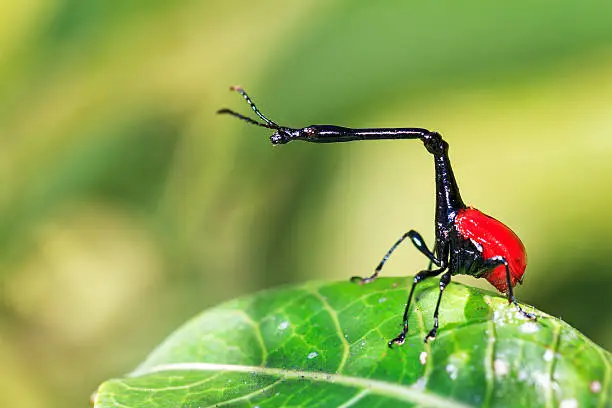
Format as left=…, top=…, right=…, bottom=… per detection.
left=352, top=230, right=439, bottom=284
left=389, top=266, right=446, bottom=347
left=424, top=271, right=452, bottom=343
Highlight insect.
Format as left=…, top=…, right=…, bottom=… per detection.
left=219, top=86, right=536, bottom=348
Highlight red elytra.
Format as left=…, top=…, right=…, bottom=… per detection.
left=455, top=207, right=527, bottom=293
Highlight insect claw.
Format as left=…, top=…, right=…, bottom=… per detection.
left=350, top=275, right=376, bottom=285
left=388, top=333, right=406, bottom=348
left=522, top=310, right=537, bottom=320
left=513, top=303, right=537, bottom=320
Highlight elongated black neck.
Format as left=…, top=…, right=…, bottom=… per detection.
left=433, top=152, right=465, bottom=224
left=283, top=125, right=466, bottom=218
left=305, top=126, right=434, bottom=143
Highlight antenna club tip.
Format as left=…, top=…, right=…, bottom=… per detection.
left=229, top=85, right=243, bottom=92
left=216, top=108, right=230, bottom=115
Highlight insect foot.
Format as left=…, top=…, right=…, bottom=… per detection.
left=516, top=305, right=537, bottom=320
left=424, top=329, right=437, bottom=343
left=388, top=332, right=406, bottom=348
left=350, top=275, right=375, bottom=285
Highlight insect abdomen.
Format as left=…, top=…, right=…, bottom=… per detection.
left=455, top=207, right=527, bottom=293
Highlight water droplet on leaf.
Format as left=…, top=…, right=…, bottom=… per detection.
left=519, top=322, right=539, bottom=334
left=543, top=349, right=554, bottom=362
left=419, top=351, right=428, bottom=365
left=494, top=359, right=509, bottom=376
left=590, top=380, right=602, bottom=393
left=446, top=364, right=458, bottom=380
left=559, top=398, right=578, bottom=408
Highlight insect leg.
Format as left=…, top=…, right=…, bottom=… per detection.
left=484, top=256, right=536, bottom=320
left=424, top=271, right=452, bottom=343
left=427, top=243, right=438, bottom=271
left=388, top=266, right=446, bottom=348
left=409, top=231, right=439, bottom=266
left=351, top=230, right=439, bottom=284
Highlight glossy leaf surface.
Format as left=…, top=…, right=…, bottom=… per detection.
left=94, top=278, right=611, bottom=407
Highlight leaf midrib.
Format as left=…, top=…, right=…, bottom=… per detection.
left=129, top=362, right=473, bottom=408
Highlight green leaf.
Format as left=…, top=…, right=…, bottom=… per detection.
left=93, top=278, right=611, bottom=408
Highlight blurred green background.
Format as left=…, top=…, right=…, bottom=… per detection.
left=1, top=1, right=612, bottom=407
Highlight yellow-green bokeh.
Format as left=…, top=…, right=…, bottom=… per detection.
left=1, top=2, right=611, bottom=407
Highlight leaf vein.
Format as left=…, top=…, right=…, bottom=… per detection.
left=135, top=362, right=473, bottom=408
left=236, top=310, right=269, bottom=365
left=482, top=319, right=496, bottom=408
left=309, top=289, right=350, bottom=373
left=117, top=373, right=221, bottom=393
left=546, top=322, right=562, bottom=408
left=336, top=287, right=407, bottom=314
left=596, top=340, right=611, bottom=408
left=202, top=378, right=284, bottom=408
left=414, top=300, right=433, bottom=382
left=337, top=389, right=369, bottom=408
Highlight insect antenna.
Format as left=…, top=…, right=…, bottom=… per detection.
left=217, top=86, right=280, bottom=130
left=216, top=108, right=276, bottom=129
